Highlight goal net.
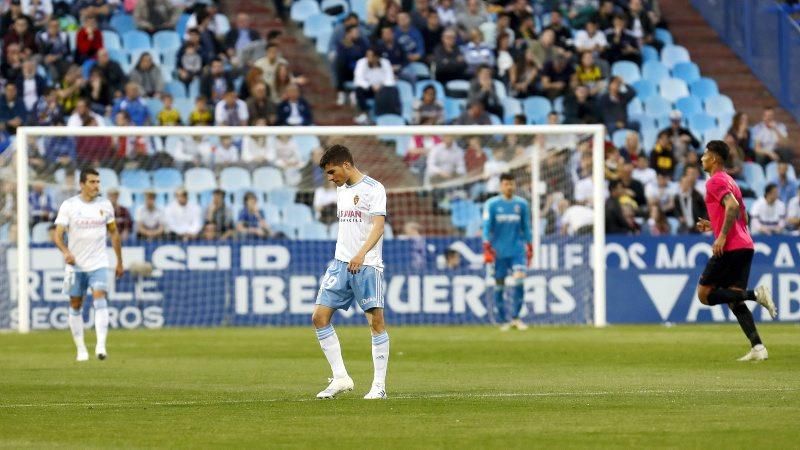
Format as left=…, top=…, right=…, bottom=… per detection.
left=3, top=125, right=605, bottom=332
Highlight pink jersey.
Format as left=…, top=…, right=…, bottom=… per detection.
left=705, top=171, right=754, bottom=251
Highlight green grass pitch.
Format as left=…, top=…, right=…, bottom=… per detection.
left=1, top=325, right=798, bottom=448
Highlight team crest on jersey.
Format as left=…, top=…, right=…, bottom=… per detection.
left=353, top=195, right=360, bottom=205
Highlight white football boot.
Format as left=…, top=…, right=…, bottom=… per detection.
left=96, top=346, right=107, bottom=360
left=755, top=286, right=778, bottom=319
left=76, top=347, right=89, bottom=362
left=316, top=376, right=355, bottom=399
left=363, top=384, right=387, bottom=400
left=737, top=344, right=768, bottom=361
left=512, top=319, right=529, bottom=331
left=499, top=322, right=513, bottom=331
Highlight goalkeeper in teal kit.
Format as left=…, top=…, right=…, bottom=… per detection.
left=482, top=173, right=533, bottom=331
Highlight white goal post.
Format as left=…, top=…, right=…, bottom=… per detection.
left=13, top=124, right=606, bottom=332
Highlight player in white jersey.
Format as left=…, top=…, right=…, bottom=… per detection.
left=312, top=145, right=389, bottom=400
left=53, top=169, right=123, bottom=362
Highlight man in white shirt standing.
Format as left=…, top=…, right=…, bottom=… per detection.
left=750, top=183, right=786, bottom=235
left=53, top=168, right=123, bottom=361
left=164, top=187, right=202, bottom=241
left=353, top=47, right=395, bottom=125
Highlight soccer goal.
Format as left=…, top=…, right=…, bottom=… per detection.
left=4, top=124, right=605, bottom=333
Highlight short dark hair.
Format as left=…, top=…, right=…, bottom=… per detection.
left=213, top=188, right=225, bottom=196
left=80, top=168, right=99, bottom=184
left=243, top=191, right=257, bottom=202
left=706, top=140, right=730, bottom=162
left=765, top=183, right=778, bottom=196
left=499, top=172, right=515, bottom=182
left=319, top=144, right=354, bottom=169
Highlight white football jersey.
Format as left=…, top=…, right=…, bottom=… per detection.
left=54, top=195, right=115, bottom=272
left=334, top=175, right=387, bottom=270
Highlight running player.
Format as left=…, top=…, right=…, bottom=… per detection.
left=312, top=145, right=389, bottom=399
left=696, top=140, right=777, bottom=361
left=54, top=168, right=124, bottom=361
left=483, top=173, right=533, bottom=331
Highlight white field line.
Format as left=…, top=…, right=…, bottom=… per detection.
left=0, top=387, right=797, bottom=409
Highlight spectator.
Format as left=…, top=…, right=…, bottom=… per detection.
left=375, top=25, right=407, bottom=75
left=649, top=130, right=676, bottom=177
left=204, top=135, right=238, bottom=166
left=200, top=58, right=234, bottom=105
left=511, top=50, right=542, bottom=98
left=367, top=0, right=401, bottom=26
left=395, top=11, right=425, bottom=63
left=410, top=0, right=431, bottom=30
left=168, top=135, right=205, bottom=165
left=645, top=173, right=676, bottom=215
left=236, top=191, right=272, bottom=239
left=596, top=76, right=636, bottom=132
left=659, top=110, right=700, bottom=162
left=574, top=19, right=608, bottom=54
left=224, top=13, right=261, bottom=61
left=334, top=24, right=369, bottom=105
left=619, top=162, right=647, bottom=211
left=620, top=130, right=642, bottom=162
left=606, top=179, right=640, bottom=234
left=271, top=135, right=303, bottom=185
left=177, top=29, right=206, bottom=84
left=453, top=100, right=491, bottom=125
left=74, top=14, right=103, bottom=64
left=129, top=52, right=165, bottom=98
left=507, top=0, right=534, bottom=34
left=112, top=82, right=151, bottom=126
left=603, top=14, right=640, bottom=65
left=134, top=0, right=180, bottom=33
left=238, top=66, right=265, bottom=100
left=214, top=90, right=248, bottom=126
left=313, top=180, right=338, bottom=224
left=71, top=0, right=112, bottom=29
left=750, top=183, right=786, bottom=235
left=270, top=62, right=307, bottom=104
left=200, top=222, right=218, bottom=240
left=113, top=110, right=153, bottom=161
left=204, top=189, right=235, bottom=239
left=464, top=136, right=487, bottom=175
left=632, top=152, right=657, bottom=186
left=647, top=204, right=671, bottom=235
left=573, top=158, right=594, bottom=205
left=456, top=0, right=488, bottom=32
left=432, top=28, right=467, bottom=83
left=107, top=188, right=132, bottom=241
left=626, top=0, right=658, bottom=50
left=29, top=180, right=55, bottom=227
left=254, top=43, right=288, bottom=87
left=426, top=135, right=465, bottom=184
left=421, top=11, right=443, bottom=65
left=460, top=27, right=494, bottom=76
left=3, top=17, right=37, bottom=59
left=484, top=147, right=511, bottom=195
left=275, top=84, right=313, bottom=126
left=156, top=93, right=182, bottom=126
left=404, top=133, right=439, bottom=182
left=328, top=13, right=365, bottom=56
left=769, top=161, right=798, bottom=205
left=80, top=67, right=113, bottom=115
left=184, top=3, right=230, bottom=41
left=544, top=111, right=578, bottom=150
left=30, top=88, right=63, bottom=126
left=412, top=84, right=444, bottom=125
left=246, top=82, right=275, bottom=125
left=786, top=186, right=800, bottom=233
left=0, top=0, right=33, bottom=36
left=36, top=18, right=71, bottom=82
left=188, top=95, right=213, bottom=126
left=1, top=42, right=24, bottom=81
left=95, top=49, right=127, bottom=97
left=468, top=65, right=503, bottom=118
left=134, top=190, right=165, bottom=241
left=53, top=171, right=78, bottom=207
left=557, top=199, right=595, bottom=236
left=14, top=59, right=46, bottom=114
left=752, top=106, right=791, bottom=165
left=241, top=134, right=270, bottom=164
left=66, top=97, right=105, bottom=127
left=726, top=112, right=755, bottom=162
left=436, top=0, right=457, bottom=27
left=495, top=33, right=515, bottom=83
left=527, top=29, right=563, bottom=69
left=164, top=188, right=202, bottom=241
left=544, top=10, right=573, bottom=51
left=0, top=83, right=26, bottom=134
left=57, top=64, right=85, bottom=115
left=516, top=13, right=538, bottom=43
left=572, top=51, right=606, bottom=97
left=673, top=171, right=707, bottom=233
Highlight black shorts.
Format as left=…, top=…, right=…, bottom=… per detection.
left=699, top=248, right=754, bottom=289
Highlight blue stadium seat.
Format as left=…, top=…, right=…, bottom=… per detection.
left=145, top=97, right=163, bottom=119
left=97, top=167, right=119, bottom=190
left=522, top=96, right=552, bottom=123
left=176, top=13, right=190, bottom=38
left=658, top=78, right=690, bottom=102
left=263, top=203, right=283, bottom=226
left=294, top=135, right=320, bottom=161
left=675, top=96, right=703, bottom=118
left=396, top=79, right=414, bottom=104
left=451, top=200, right=481, bottom=229
left=445, top=79, right=470, bottom=99
left=627, top=97, right=644, bottom=116
left=632, top=79, right=657, bottom=101
left=120, top=169, right=151, bottom=191
left=316, top=28, right=333, bottom=54
left=269, top=188, right=296, bottom=208
left=184, top=167, right=217, bottom=192
left=108, top=48, right=128, bottom=66
left=766, top=161, right=797, bottom=181
left=252, top=167, right=285, bottom=191
left=376, top=114, right=405, bottom=127
left=671, top=62, right=700, bottom=84
left=415, top=79, right=444, bottom=99
left=612, top=129, right=635, bottom=149
left=493, top=79, right=507, bottom=100
left=642, top=61, right=669, bottom=83
left=188, top=78, right=200, bottom=98
left=122, top=30, right=152, bottom=51
left=660, top=45, right=690, bottom=69
left=489, top=113, right=501, bottom=125
left=303, top=13, right=335, bottom=39
left=153, top=30, right=181, bottom=53
left=743, top=162, right=766, bottom=197
left=110, top=14, right=136, bottom=34
left=219, top=167, right=252, bottom=191
left=406, top=62, right=431, bottom=79
left=502, top=97, right=522, bottom=121
left=630, top=113, right=656, bottom=132
left=31, top=222, right=51, bottom=243
left=703, top=94, right=735, bottom=115
left=444, top=97, right=465, bottom=122
left=644, top=96, right=672, bottom=117
left=298, top=221, right=329, bottom=240
left=689, top=77, right=719, bottom=100
left=282, top=203, right=314, bottom=224
left=102, top=30, right=122, bottom=50
left=689, top=113, right=717, bottom=134
left=655, top=28, right=674, bottom=46
left=272, top=222, right=298, bottom=239
left=702, top=127, right=727, bottom=144
left=611, top=61, right=641, bottom=83
left=291, top=0, right=320, bottom=23
left=642, top=45, right=659, bottom=63
left=667, top=217, right=680, bottom=235
left=552, top=96, right=564, bottom=114
left=152, top=168, right=183, bottom=190
left=641, top=128, right=658, bottom=155
left=173, top=98, right=193, bottom=122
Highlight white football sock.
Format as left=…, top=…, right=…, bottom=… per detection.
left=316, top=325, right=348, bottom=379
left=371, top=331, right=389, bottom=386
left=94, top=299, right=109, bottom=351
left=68, top=307, right=86, bottom=350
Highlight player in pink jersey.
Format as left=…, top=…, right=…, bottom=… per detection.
left=695, top=141, right=778, bottom=361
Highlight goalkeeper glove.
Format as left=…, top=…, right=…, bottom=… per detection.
left=483, top=241, right=496, bottom=264
left=526, top=243, right=534, bottom=267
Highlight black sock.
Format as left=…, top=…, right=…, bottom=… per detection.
left=729, top=302, right=762, bottom=347
left=745, top=290, right=756, bottom=300
left=707, top=288, right=746, bottom=305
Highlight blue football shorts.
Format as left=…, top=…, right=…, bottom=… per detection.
left=494, top=253, right=527, bottom=280
left=63, top=268, right=109, bottom=297
left=316, top=259, right=385, bottom=312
